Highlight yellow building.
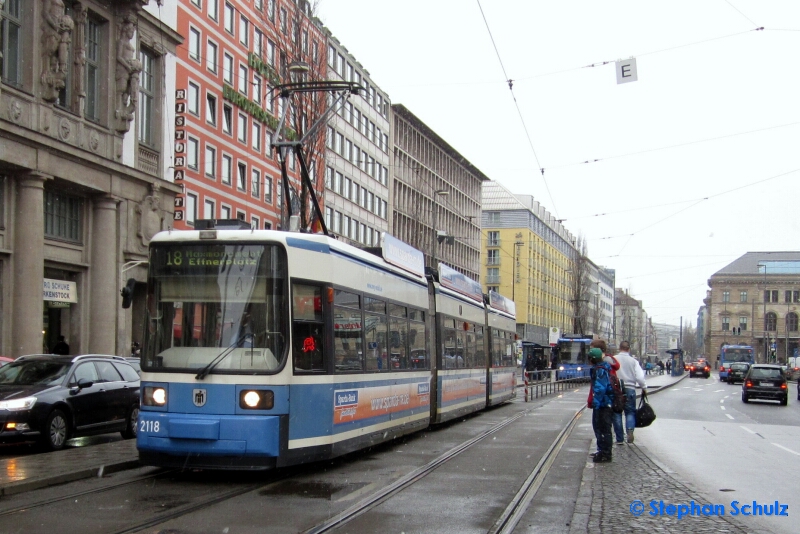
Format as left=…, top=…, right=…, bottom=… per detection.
left=481, top=181, right=576, bottom=343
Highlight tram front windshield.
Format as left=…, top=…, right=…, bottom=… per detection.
left=143, top=243, right=288, bottom=373
left=723, top=348, right=753, bottom=363
left=557, top=340, right=589, bottom=365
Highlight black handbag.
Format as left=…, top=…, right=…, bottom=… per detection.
left=635, top=391, right=656, bottom=428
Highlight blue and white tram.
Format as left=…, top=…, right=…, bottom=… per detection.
left=486, top=290, right=517, bottom=406
left=136, top=229, right=515, bottom=470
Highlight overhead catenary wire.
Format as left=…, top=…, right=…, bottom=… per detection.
left=475, top=0, right=558, bottom=219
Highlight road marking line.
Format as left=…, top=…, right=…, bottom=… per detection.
left=714, top=389, right=725, bottom=392
left=725, top=414, right=734, bottom=419
left=720, top=399, right=725, bottom=403
left=772, top=443, right=800, bottom=456
left=740, top=426, right=756, bottom=434
left=720, top=406, right=726, bottom=410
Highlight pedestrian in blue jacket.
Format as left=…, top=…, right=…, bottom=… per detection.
left=589, top=347, right=614, bottom=463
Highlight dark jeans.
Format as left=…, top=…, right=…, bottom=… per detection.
left=592, top=406, right=613, bottom=456
left=612, top=388, right=637, bottom=441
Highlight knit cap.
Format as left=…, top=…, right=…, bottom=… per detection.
left=588, top=348, right=604, bottom=361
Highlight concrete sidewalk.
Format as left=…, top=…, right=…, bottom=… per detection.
left=0, top=438, right=139, bottom=496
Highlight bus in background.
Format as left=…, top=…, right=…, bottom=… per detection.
left=719, top=344, right=755, bottom=381
left=554, top=335, right=592, bottom=381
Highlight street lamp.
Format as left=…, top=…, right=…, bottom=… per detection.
left=431, top=189, right=449, bottom=270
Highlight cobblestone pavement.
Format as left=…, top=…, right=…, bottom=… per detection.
left=569, top=442, right=775, bottom=534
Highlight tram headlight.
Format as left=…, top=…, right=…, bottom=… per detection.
left=559, top=365, right=565, bottom=371
left=239, top=389, right=274, bottom=410
left=143, top=386, right=167, bottom=406
left=576, top=366, right=582, bottom=371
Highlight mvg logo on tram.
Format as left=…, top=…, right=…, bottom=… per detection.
left=335, top=390, right=359, bottom=407
left=417, top=383, right=430, bottom=395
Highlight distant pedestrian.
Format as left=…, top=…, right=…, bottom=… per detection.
left=666, top=359, right=671, bottom=373
left=588, top=347, right=614, bottom=463
left=51, top=335, right=70, bottom=355
left=613, top=341, right=647, bottom=444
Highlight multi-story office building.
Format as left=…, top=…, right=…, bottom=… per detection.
left=173, top=0, right=326, bottom=231
left=322, top=33, right=390, bottom=247
left=705, top=251, right=800, bottom=363
left=481, top=181, right=577, bottom=344
left=615, top=289, right=649, bottom=357
left=585, top=261, right=615, bottom=340
left=392, top=104, right=484, bottom=280
left=0, top=0, right=181, bottom=357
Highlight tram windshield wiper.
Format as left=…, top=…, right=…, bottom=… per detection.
left=195, top=333, right=255, bottom=380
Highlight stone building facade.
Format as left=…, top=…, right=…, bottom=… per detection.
left=705, top=251, right=800, bottom=363
left=391, top=103, right=485, bottom=281
left=0, top=0, right=181, bottom=357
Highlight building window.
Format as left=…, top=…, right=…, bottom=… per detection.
left=264, top=175, right=272, bottom=203
left=765, top=290, right=779, bottom=303
left=765, top=312, right=777, bottom=331
left=237, top=162, right=246, bottom=191
left=253, top=75, right=262, bottom=104
left=788, top=312, right=798, bottom=332
left=204, top=145, right=216, bottom=178
left=222, top=104, right=232, bottom=134
left=206, top=93, right=217, bottom=125
left=722, top=291, right=730, bottom=303
left=739, top=316, right=747, bottom=331
left=44, top=191, right=82, bottom=243
left=238, top=64, right=248, bottom=94
left=251, top=168, right=260, bottom=198
left=487, top=231, right=500, bottom=247
left=740, top=291, right=747, bottom=303
left=252, top=121, right=261, bottom=151
left=188, top=82, right=200, bottom=115
left=223, top=53, right=233, bottom=84
left=486, top=268, right=500, bottom=284
left=187, top=137, right=199, bottom=170
left=236, top=210, right=245, bottom=221
left=239, top=15, right=249, bottom=46
left=786, top=290, right=800, bottom=303
left=487, top=250, right=499, bottom=265
left=204, top=199, right=215, bottom=219
left=220, top=205, right=231, bottom=219
left=254, top=29, right=263, bottom=57
left=279, top=7, right=287, bottom=34
left=138, top=48, right=156, bottom=146
left=251, top=215, right=259, bottom=229
left=186, top=193, right=197, bottom=225
left=206, top=40, right=218, bottom=72
left=223, top=3, right=234, bottom=34
left=1, top=0, right=24, bottom=86
left=237, top=113, right=247, bottom=143
left=268, top=0, right=275, bottom=21
left=189, top=27, right=201, bottom=61
left=221, top=154, right=232, bottom=185
left=85, top=17, right=103, bottom=122
left=208, top=0, right=218, bottom=20
left=721, top=316, right=730, bottom=331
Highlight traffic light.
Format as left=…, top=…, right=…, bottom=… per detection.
left=121, top=278, right=137, bottom=308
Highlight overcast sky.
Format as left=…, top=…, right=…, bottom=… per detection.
left=317, top=0, right=800, bottom=327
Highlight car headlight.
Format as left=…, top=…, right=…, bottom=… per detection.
left=0, top=397, right=37, bottom=411
left=143, top=386, right=167, bottom=406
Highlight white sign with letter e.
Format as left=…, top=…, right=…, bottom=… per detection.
left=615, top=57, right=638, bottom=84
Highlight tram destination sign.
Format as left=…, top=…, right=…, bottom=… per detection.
left=152, top=244, right=273, bottom=276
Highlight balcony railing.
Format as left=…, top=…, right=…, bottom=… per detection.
left=137, top=146, right=160, bottom=177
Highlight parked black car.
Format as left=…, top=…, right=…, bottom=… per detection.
left=689, top=361, right=711, bottom=378
left=741, top=364, right=788, bottom=406
left=727, top=362, right=751, bottom=384
left=0, top=354, right=140, bottom=450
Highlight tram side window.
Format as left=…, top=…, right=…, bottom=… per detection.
left=408, top=310, right=427, bottom=369
left=492, top=329, right=502, bottom=367
left=443, top=318, right=460, bottom=369
left=334, top=290, right=364, bottom=373
left=389, top=304, right=408, bottom=370
left=474, top=326, right=485, bottom=368
left=292, top=283, right=325, bottom=373
left=465, top=324, right=477, bottom=368
left=364, top=297, right=387, bottom=372
left=502, top=333, right=516, bottom=367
